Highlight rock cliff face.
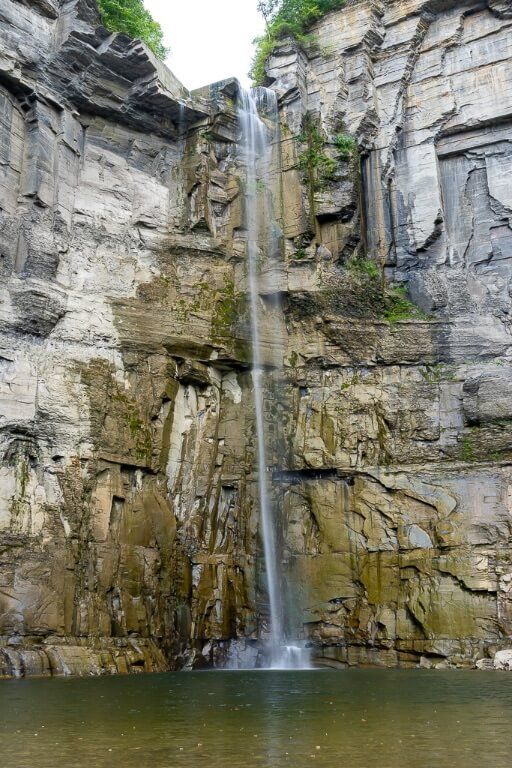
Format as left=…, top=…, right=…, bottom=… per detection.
left=0, top=0, right=511, bottom=676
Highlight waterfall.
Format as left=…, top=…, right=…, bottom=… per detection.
left=237, top=87, right=310, bottom=671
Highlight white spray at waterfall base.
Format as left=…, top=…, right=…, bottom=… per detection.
left=237, top=87, right=310, bottom=670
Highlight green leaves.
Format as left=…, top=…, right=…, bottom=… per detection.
left=251, top=0, right=346, bottom=83
left=97, top=0, right=167, bottom=59
left=297, top=119, right=337, bottom=189
left=334, top=133, right=358, bottom=159
left=257, top=0, right=280, bottom=25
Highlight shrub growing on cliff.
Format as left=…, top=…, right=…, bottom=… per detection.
left=290, top=257, right=427, bottom=323
left=298, top=117, right=338, bottom=190
left=97, top=0, right=167, bottom=58
left=252, top=0, right=346, bottom=84
left=334, top=133, right=358, bottom=159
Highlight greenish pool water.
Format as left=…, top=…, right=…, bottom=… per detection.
left=1, top=669, right=511, bottom=767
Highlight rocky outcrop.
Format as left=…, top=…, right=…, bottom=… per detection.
left=0, top=0, right=255, bottom=676
left=266, top=0, right=512, bottom=668
left=476, top=648, right=512, bottom=669
left=0, top=0, right=511, bottom=676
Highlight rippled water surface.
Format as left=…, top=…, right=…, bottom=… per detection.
left=1, top=669, right=511, bottom=767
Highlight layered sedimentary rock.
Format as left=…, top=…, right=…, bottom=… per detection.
left=0, top=0, right=511, bottom=676
left=0, top=0, right=256, bottom=676
left=267, top=0, right=512, bottom=667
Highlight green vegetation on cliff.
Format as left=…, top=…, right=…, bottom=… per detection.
left=97, top=0, right=167, bottom=58
left=290, top=257, right=427, bottom=323
left=334, top=133, right=358, bottom=158
left=296, top=116, right=358, bottom=196
left=298, top=118, right=337, bottom=190
left=252, top=0, right=346, bottom=84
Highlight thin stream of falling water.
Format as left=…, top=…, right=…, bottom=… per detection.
left=237, top=87, right=310, bottom=670
left=177, top=101, right=186, bottom=138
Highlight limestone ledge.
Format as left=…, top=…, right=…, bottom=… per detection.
left=0, top=636, right=168, bottom=678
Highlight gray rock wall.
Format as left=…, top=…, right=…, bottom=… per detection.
left=0, top=0, right=259, bottom=676
left=267, top=0, right=512, bottom=667
left=0, top=0, right=511, bottom=676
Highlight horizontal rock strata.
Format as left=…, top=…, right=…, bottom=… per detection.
left=0, top=0, right=511, bottom=676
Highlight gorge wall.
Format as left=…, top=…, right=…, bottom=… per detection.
left=0, top=0, right=511, bottom=676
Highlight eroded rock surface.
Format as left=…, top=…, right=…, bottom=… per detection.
left=267, top=0, right=512, bottom=668
left=0, top=0, right=256, bottom=677
left=0, top=0, right=511, bottom=676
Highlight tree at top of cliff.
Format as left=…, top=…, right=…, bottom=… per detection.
left=97, top=0, right=167, bottom=59
left=252, top=0, right=346, bottom=84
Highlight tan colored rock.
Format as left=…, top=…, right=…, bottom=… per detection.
left=1, top=0, right=512, bottom=675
